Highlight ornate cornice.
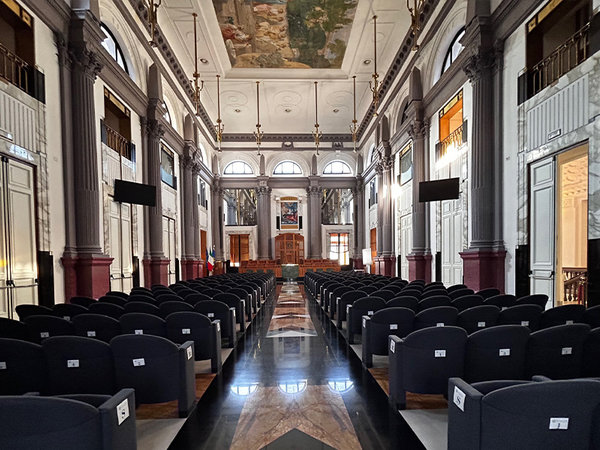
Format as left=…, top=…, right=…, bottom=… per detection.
left=223, top=133, right=353, bottom=143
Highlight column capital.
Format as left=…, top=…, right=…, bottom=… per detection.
left=407, top=118, right=429, bottom=140
left=145, top=119, right=165, bottom=140
left=181, top=154, right=195, bottom=171
left=70, top=46, right=103, bottom=80
left=462, top=49, right=497, bottom=82
left=306, top=186, right=322, bottom=197
left=255, top=186, right=272, bottom=197
left=192, top=161, right=202, bottom=176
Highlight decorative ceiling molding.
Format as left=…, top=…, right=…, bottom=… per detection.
left=357, top=0, right=438, bottom=139
left=222, top=133, right=353, bottom=143
left=129, top=0, right=216, bottom=139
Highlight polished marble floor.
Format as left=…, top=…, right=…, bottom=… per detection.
left=169, top=283, right=424, bottom=449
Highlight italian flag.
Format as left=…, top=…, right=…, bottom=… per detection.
left=206, top=248, right=215, bottom=271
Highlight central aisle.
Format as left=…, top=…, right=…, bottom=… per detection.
left=170, top=283, right=423, bottom=449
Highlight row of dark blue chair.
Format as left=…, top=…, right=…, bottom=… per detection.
left=0, top=311, right=222, bottom=371
left=0, top=334, right=197, bottom=417
left=386, top=323, right=600, bottom=410
left=447, top=377, right=600, bottom=450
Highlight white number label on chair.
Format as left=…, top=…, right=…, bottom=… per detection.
left=216, top=322, right=220, bottom=332
left=453, top=386, right=466, bottom=411
left=86, top=331, right=96, bottom=337
left=132, top=358, right=145, bottom=367
left=368, top=310, right=374, bottom=316
left=477, top=322, right=486, bottom=328
left=362, top=318, right=367, bottom=328
left=561, top=347, right=572, bottom=355
left=499, top=348, right=511, bottom=357
left=40, top=332, right=49, bottom=338
left=208, top=313, right=215, bottom=318
left=549, top=418, right=569, bottom=430
left=434, top=350, right=446, bottom=358
left=63, top=316, right=70, bottom=321
left=390, top=324, right=398, bottom=330
left=67, top=359, right=80, bottom=368
left=390, top=340, right=396, bottom=353
left=134, top=329, right=144, bottom=335
left=565, top=320, right=574, bottom=325
left=117, top=399, right=130, bottom=425
left=436, top=323, right=445, bottom=327
left=182, top=328, right=191, bottom=335
left=521, top=321, right=529, bottom=326
left=0, top=362, right=6, bottom=370
left=186, top=346, right=193, bottom=360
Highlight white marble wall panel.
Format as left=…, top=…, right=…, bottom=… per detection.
left=518, top=55, right=600, bottom=241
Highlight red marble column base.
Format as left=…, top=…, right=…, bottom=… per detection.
left=61, top=254, right=113, bottom=300
left=407, top=254, right=432, bottom=283
left=374, top=256, right=396, bottom=277
left=143, top=258, right=170, bottom=288
left=196, top=260, right=206, bottom=278
left=352, top=258, right=364, bottom=270
left=460, top=249, right=507, bottom=292
left=180, top=259, right=197, bottom=281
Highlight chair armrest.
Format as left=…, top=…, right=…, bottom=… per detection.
left=211, top=320, right=222, bottom=373
left=447, top=378, right=483, bottom=450
left=178, top=341, right=196, bottom=417
left=362, top=316, right=373, bottom=367
left=239, top=300, right=246, bottom=331
left=98, top=388, right=137, bottom=450
left=227, top=307, right=236, bottom=347
left=388, top=335, right=405, bottom=409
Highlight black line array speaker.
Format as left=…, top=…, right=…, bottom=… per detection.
left=276, top=216, right=280, bottom=230
left=299, top=216, right=302, bottom=229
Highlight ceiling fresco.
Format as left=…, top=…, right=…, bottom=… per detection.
left=212, top=0, right=358, bottom=69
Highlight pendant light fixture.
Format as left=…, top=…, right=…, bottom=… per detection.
left=191, top=12, right=204, bottom=116
left=214, top=74, right=224, bottom=152
left=407, top=0, right=425, bottom=51
left=312, top=81, right=323, bottom=156
left=145, top=0, right=162, bottom=47
left=254, top=81, right=264, bottom=156
left=350, top=75, right=358, bottom=152
left=369, top=15, right=380, bottom=116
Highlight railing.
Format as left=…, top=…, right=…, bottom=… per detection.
left=436, top=121, right=467, bottom=161
left=0, top=43, right=29, bottom=93
left=100, top=120, right=133, bottom=161
left=562, top=267, right=587, bottom=306
left=531, top=24, right=590, bottom=96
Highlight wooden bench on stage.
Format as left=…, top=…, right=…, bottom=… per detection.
left=240, top=259, right=340, bottom=278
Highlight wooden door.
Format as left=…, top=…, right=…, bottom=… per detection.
left=370, top=228, right=377, bottom=273
left=230, top=234, right=249, bottom=267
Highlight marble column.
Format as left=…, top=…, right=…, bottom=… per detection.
left=406, top=68, right=432, bottom=283
left=142, top=65, right=169, bottom=286
left=180, top=143, right=197, bottom=280
left=60, top=10, right=113, bottom=300
left=459, top=8, right=506, bottom=291
left=256, top=179, right=272, bottom=260
left=211, top=177, right=225, bottom=273
left=352, top=176, right=365, bottom=269
left=307, top=182, right=322, bottom=259
left=374, top=145, right=396, bottom=276
left=192, top=163, right=204, bottom=278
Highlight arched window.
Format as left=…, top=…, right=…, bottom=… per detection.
left=273, top=161, right=302, bottom=175
left=101, top=24, right=129, bottom=74
left=162, top=102, right=172, bottom=125
left=224, top=161, right=253, bottom=175
left=441, top=28, right=465, bottom=76
left=323, top=160, right=352, bottom=175
left=369, top=144, right=377, bottom=164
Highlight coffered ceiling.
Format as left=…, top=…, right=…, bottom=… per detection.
left=157, top=0, right=411, bottom=139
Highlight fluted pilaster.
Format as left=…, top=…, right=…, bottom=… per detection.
left=306, top=184, right=322, bottom=259
left=255, top=182, right=272, bottom=260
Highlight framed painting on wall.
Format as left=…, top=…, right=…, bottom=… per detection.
left=280, top=196, right=299, bottom=230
